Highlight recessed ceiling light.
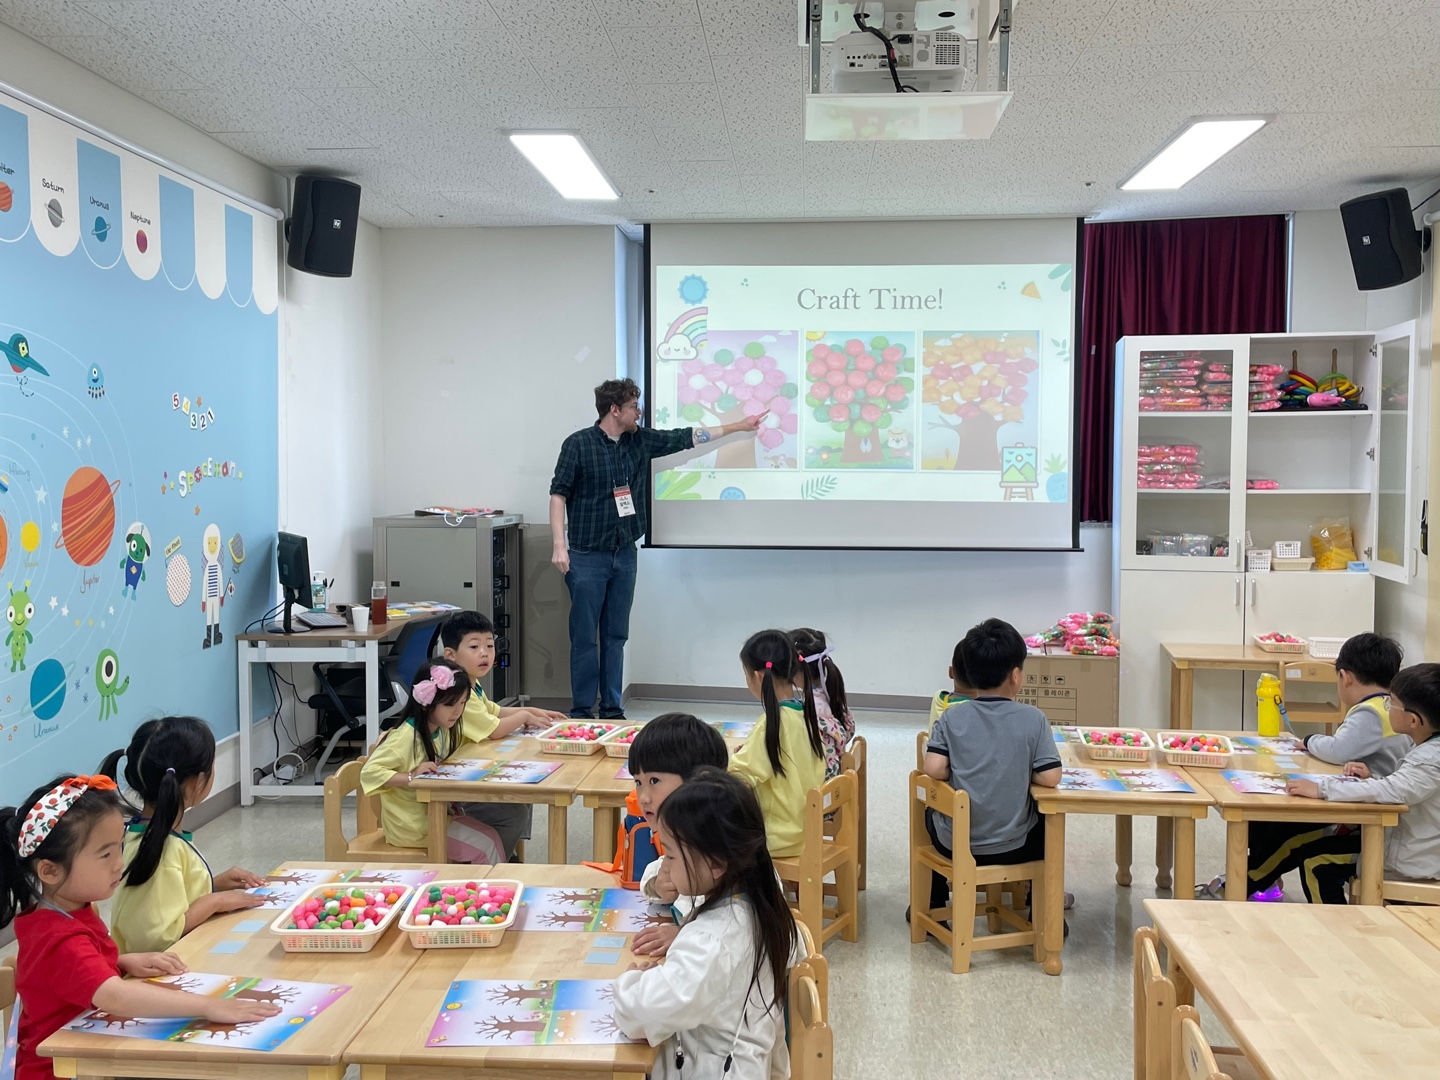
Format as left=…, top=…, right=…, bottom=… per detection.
left=508, top=132, right=618, bottom=200
left=1120, top=117, right=1271, bottom=191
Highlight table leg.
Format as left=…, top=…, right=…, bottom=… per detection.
left=1169, top=662, right=1182, bottom=729
left=1177, top=667, right=1195, bottom=730
left=1223, top=820, right=1249, bottom=901
left=1172, top=816, right=1197, bottom=899
left=49, top=1059, right=76, bottom=1078
left=1357, top=823, right=1385, bottom=905
left=549, top=801, right=570, bottom=863
left=238, top=645, right=253, bottom=807
left=427, top=797, right=448, bottom=862
left=308, top=1067, right=343, bottom=1080
left=1155, top=817, right=1174, bottom=890
left=1114, top=815, right=1133, bottom=887
left=359, top=1066, right=388, bottom=1080
left=593, top=805, right=620, bottom=863
left=1042, top=812, right=1065, bottom=976
left=1166, top=952, right=1195, bottom=1009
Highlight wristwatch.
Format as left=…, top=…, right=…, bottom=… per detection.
left=694, top=427, right=711, bottom=443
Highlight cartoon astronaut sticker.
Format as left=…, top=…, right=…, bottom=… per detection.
left=119, top=522, right=152, bottom=601
left=199, top=523, right=223, bottom=648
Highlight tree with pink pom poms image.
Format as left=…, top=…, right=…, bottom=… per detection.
left=674, top=331, right=800, bottom=468
left=802, top=331, right=916, bottom=468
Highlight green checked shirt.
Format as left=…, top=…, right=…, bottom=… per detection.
left=550, top=423, right=695, bottom=550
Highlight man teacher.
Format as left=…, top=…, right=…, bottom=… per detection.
left=549, top=377, right=765, bottom=719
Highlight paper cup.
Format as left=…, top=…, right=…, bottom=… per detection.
left=351, top=605, right=371, bottom=632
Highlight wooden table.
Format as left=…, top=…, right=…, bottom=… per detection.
left=345, top=863, right=653, bottom=1080
left=413, top=737, right=596, bottom=863
left=1161, top=642, right=1340, bottom=730
left=1181, top=732, right=1405, bottom=904
left=40, top=861, right=471, bottom=1080
left=1393, top=907, right=1440, bottom=950
left=1031, top=740, right=1212, bottom=975
left=1145, top=899, right=1440, bottom=1080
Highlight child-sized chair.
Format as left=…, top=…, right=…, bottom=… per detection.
left=322, top=758, right=429, bottom=863
left=1172, top=1006, right=1246, bottom=1080
left=775, top=772, right=859, bottom=948
left=840, top=736, right=867, bottom=890
left=909, top=770, right=1043, bottom=974
left=1133, top=928, right=1256, bottom=1080
left=789, top=973, right=832, bottom=1080
left=1383, top=876, right=1440, bottom=905
left=793, top=917, right=830, bottom=1019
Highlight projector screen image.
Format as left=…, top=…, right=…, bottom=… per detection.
left=648, top=256, right=1076, bottom=550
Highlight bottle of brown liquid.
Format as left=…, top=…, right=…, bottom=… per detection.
left=371, top=580, right=388, bottom=625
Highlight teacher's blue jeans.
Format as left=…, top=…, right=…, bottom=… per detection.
left=564, top=545, right=637, bottom=719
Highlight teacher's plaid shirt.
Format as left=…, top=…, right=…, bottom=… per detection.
left=550, top=423, right=694, bottom=550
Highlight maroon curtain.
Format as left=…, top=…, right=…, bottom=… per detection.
left=1076, top=215, right=1289, bottom=522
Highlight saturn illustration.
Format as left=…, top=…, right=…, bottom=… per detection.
left=46, top=198, right=63, bottom=228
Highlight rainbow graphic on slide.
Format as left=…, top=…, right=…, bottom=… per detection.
left=657, top=306, right=707, bottom=361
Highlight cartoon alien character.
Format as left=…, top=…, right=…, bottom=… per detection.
left=200, top=523, right=223, bottom=648
left=6, top=581, right=34, bottom=673
left=87, top=363, right=105, bottom=399
left=119, top=521, right=152, bottom=600
left=95, top=647, right=130, bottom=721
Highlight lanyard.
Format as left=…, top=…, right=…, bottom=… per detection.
left=37, top=895, right=75, bottom=919
left=128, top=818, right=215, bottom=889
left=600, top=428, right=630, bottom=490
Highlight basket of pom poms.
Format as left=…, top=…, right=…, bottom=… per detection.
left=400, top=880, right=521, bottom=948
left=269, top=883, right=412, bottom=952
left=1158, top=733, right=1234, bottom=769
left=599, top=724, right=643, bottom=758
left=537, top=722, right=619, bottom=756
left=1079, top=728, right=1154, bottom=762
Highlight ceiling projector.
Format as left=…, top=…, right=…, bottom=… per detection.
left=830, top=27, right=968, bottom=93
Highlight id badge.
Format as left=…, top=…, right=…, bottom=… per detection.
left=614, top=485, right=636, bottom=517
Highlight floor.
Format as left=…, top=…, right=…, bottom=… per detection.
left=189, top=699, right=1247, bottom=1080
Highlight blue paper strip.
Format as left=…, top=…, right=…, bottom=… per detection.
left=209, top=940, right=247, bottom=954
left=593, top=934, right=627, bottom=950
left=231, top=920, right=268, bottom=933
left=584, top=950, right=621, bottom=965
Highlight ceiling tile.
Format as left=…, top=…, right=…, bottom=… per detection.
left=615, top=23, right=712, bottom=83
left=39, top=34, right=208, bottom=91
left=591, top=0, right=699, bottom=27
left=1, top=0, right=110, bottom=37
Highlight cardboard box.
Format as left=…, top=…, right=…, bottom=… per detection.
left=1017, top=651, right=1119, bottom=729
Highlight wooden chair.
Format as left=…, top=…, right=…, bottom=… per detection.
left=840, top=736, right=867, bottom=890
left=1134, top=928, right=1256, bottom=1080
left=1383, top=877, right=1440, bottom=905
left=774, top=772, right=859, bottom=948
left=915, top=730, right=928, bottom=770
left=322, top=758, right=429, bottom=863
left=1, top=955, right=15, bottom=1049
left=788, top=973, right=832, bottom=1080
left=1278, top=660, right=1343, bottom=729
left=792, top=917, right=830, bottom=1019
left=1172, top=1006, right=1241, bottom=1080
left=909, top=770, right=1043, bottom=974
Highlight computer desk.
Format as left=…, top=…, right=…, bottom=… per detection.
left=237, top=620, right=402, bottom=806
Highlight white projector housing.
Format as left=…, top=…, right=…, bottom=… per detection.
left=829, top=29, right=967, bottom=94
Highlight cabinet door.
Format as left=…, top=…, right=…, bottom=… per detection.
left=1371, top=320, right=1423, bottom=583
left=1245, top=571, right=1375, bottom=639
left=1116, top=569, right=1244, bottom=727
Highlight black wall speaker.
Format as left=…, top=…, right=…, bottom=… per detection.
left=286, top=175, right=361, bottom=278
left=1339, top=187, right=1423, bottom=291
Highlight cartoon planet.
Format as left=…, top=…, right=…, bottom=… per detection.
left=20, top=520, right=39, bottom=552
left=719, top=487, right=746, bottom=500
left=24, top=658, right=70, bottom=723
left=228, top=532, right=245, bottom=572
left=46, top=198, right=63, bottom=228
left=1, top=333, right=48, bottom=377
left=0, top=473, right=7, bottom=493
left=135, top=229, right=148, bottom=253
left=86, top=364, right=105, bottom=399
left=55, top=466, right=120, bottom=567
left=0, top=181, right=11, bottom=212
left=166, top=551, right=192, bottom=606
left=0, top=514, right=6, bottom=569
left=91, top=216, right=110, bottom=242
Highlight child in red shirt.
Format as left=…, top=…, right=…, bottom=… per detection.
left=0, top=774, right=280, bottom=1080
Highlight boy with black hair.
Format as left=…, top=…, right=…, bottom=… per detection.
left=922, top=619, right=1062, bottom=915
left=929, top=637, right=977, bottom=733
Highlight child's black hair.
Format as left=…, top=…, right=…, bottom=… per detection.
left=440, top=610, right=495, bottom=652
left=950, top=638, right=976, bottom=693
left=397, top=658, right=471, bottom=763
left=628, top=713, right=728, bottom=777
left=960, top=618, right=1027, bottom=692
left=1389, top=664, right=1440, bottom=732
left=98, top=716, right=215, bottom=889
left=1335, top=632, right=1403, bottom=689
left=791, top=627, right=850, bottom=729
left=656, top=768, right=796, bottom=1016
left=740, top=629, right=824, bottom=777
left=0, top=776, right=131, bottom=927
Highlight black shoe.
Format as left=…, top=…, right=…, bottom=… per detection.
left=203, top=627, right=213, bottom=649
left=213, top=628, right=223, bottom=645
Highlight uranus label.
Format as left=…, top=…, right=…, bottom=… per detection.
left=77, top=139, right=122, bottom=268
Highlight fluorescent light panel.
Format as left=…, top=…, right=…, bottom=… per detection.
left=509, top=133, right=618, bottom=200
left=1121, top=117, right=1269, bottom=191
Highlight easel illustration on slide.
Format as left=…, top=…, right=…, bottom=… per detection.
left=999, top=444, right=1038, bottom=501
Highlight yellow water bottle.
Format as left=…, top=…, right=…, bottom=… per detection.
left=1256, top=673, right=1283, bottom=737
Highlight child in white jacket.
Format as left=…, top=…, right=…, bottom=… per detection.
left=613, top=768, right=798, bottom=1080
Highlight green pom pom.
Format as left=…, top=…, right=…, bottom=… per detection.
left=805, top=394, right=825, bottom=409
left=853, top=388, right=867, bottom=401
left=717, top=393, right=737, bottom=412
left=876, top=412, right=894, bottom=429
left=831, top=420, right=848, bottom=433
left=903, top=357, right=915, bottom=372
left=714, top=348, right=734, bottom=365
left=743, top=342, right=766, bottom=359
left=896, top=394, right=910, bottom=410
left=852, top=420, right=874, bottom=437
left=896, top=376, right=914, bottom=391
left=848, top=402, right=862, bottom=419
left=813, top=405, right=831, bottom=422
left=680, top=403, right=704, bottom=422
left=870, top=335, right=889, bottom=351
left=780, top=382, right=798, bottom=399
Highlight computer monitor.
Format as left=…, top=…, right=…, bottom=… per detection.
left=276, top=531, right=311, bottom=634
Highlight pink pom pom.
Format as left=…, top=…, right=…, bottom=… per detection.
left=780, top=414, right=798, bottom=434
left=678, top=387, right=698, bottom=405
left=758, top=427, right=784, bottom=450
left=811, top=343, right=830, bottom=360
left=844, top=338, right=865, bottom=356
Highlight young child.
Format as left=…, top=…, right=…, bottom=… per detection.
left=443, top=611, right=565, bottom=858
left=1, top=774, right=280, bottom=1080
left=791, top=627, right=856, bottom=780
left=613, top=768, right=797, bottom=1080
left=922, top=618, right=1062, bottom=916
left=929, top=637, right=977, bottom=732
left=730, top=630, right=827, bottom=859
left=627, top=713, right=730, bottom=958
left=1247, top=632, right=1408, bottom=899
left=359, top=658, right=506, bottom=864
left=1283, top=662, right=1440, bottom=903
left=101, top=716, right=267, bottom=953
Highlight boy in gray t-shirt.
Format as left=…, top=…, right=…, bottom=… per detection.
left=921, top=619, right=1062, bottom=915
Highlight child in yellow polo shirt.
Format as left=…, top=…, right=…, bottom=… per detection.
left=730, top=629, right=826, bottom=859
left=442, top=612, right=566, bottom=859
left=929, top=637, right=976, bottom=732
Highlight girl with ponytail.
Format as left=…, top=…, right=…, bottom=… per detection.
left=730, top=630, right=826, bottom=858
left=790, top=627, right=856, bottom=780
left=101, top=716, right=266, bottom=953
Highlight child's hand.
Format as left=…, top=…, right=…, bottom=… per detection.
left=215, top=867, right=266, bottom=891
left=412, top=761, right=440, bottom=778
left=203, top=997, right=282, bottom=1025
left=624, top=960, right=657, bottom=973
left=217, top=890, right=267, bottom=913
left=1285, top=778, right=1321, bottom=799
left=534, top=708, right=568, bottom=724
left=119, top=952, right=187, bottom=978
left=1343, top=761, right=1372, bottom=779
left=633, top=923, right=680, bottom=957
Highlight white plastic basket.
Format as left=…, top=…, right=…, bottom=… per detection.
left=1272, top=557, right=1315, bottom=572
left=599, top=724, right=642, bottom=758
left=1308, top=636, right=1346, bottom=661
left=1273, top=540, right=1303, bottom=559
left=1246, top=549, right=1272, bottom=572
left=399, top=879, right=522, bottom=949
left=1078, top=727, right=1154, bottom=762
left=268, top=883, right=412, bottom=952
left=1253, top=634, right=1306, bottom=654
left=536, top=722, right=618, bottom=756
left=1157, top=733, right=1234, bottom=769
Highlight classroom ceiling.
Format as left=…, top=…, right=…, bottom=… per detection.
left=4, top=0, right=1439, bottom=228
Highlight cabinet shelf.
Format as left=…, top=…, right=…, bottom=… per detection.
left=1248, top=410, right=1373, bottom=419
left=1138, top=410, right=1230, bottom=418
left=1137, top=488, right=1229, bottom=496
left=1245, top=488, right=1367, bottom=496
